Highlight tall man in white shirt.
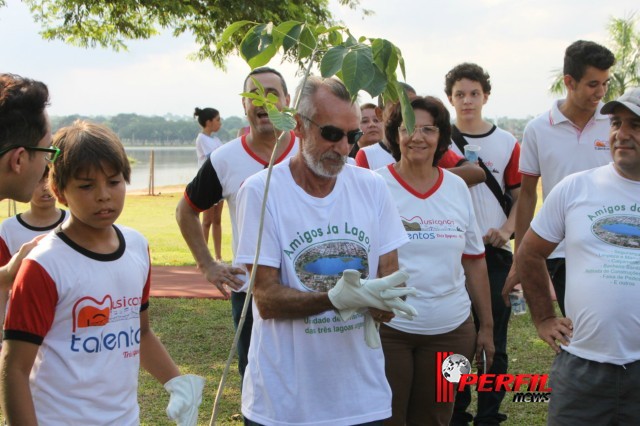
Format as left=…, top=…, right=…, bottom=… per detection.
left=176, top=67, right=299, bottom=382
left=504, top=40, right=615, bottom=316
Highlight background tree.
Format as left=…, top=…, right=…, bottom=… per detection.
left=549, top=13, right=640, bottom=101
left=14, top=0, right=369, bottom=67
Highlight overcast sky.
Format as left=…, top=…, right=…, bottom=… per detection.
left=1, top=0, right=637, bottom=121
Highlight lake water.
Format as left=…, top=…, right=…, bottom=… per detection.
left=303, top=256, right=366, bottom=274
left=125, top=147, right=198, bottom=191
left=601, top=223, right=640, bottom=237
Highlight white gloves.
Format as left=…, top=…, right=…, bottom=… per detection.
left=362, top=313, right=382, bottom=349
left=164, top=374, right=206, bottom=426
left=328, top=269, right=418, bottom=320
left=328, top=269, right=417, bottom=349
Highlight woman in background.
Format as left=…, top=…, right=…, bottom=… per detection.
left=194, top=107, right=224, bottom=261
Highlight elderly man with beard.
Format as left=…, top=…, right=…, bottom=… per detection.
left=234, top=76, right=416, bottom=425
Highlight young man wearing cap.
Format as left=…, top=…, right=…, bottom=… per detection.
left=517, top=87, right=640, bottom=424
left=504, top=40, right=616, bottom=316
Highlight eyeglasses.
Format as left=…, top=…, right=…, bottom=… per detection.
left=0, top=144, right=61, bottom=162
left=299, top=115, right=363, bottom=145
left=399, top=125, right=440, bottom=137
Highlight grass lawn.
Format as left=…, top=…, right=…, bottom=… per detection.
left=0, top=187, right=555, bottom=425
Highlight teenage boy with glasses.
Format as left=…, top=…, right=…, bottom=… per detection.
left=0, top=73, right=53, bottom=307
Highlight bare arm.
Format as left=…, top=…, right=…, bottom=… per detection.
left=502, top=175, right=538, bottom=304
left=252, top=250, right=402, bottom=321
left=517, top=229, right=572, bottom=353
left=139, top=309, right=180, bottom=384
left=176, top=197, right=244, bottom=298
left=461, top=256, right=495, bottom=370
left=484, top=187, right=520, bottom=248
left=0, top=236, right=43, bottom=291
left=251, top=264, right=335, bottom=320
left=0, top=340, right=39, bottom=425
left=448, top=160, right=486, bottom=187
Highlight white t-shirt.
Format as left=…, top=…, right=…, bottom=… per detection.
left=355, top=141, right=394, bottom=170
left=451, top=125, right=521, bottom=251
left=531, top=164, right=640, bottom=365
left=520, top=100, right=611, bottom=258
left=0, top=210, right=67, bottom=266
left=195, top=132, right=223, bottom=167
left=235, top=161, right=408, bottom=426
left=4, top=226, right=151, bottom=425
left=184, top=132, right=299, bottom=291
left=377, top=165, right=485, bottom=334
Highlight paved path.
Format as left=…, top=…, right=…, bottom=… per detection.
left=150, top=266, right=226, bottom=299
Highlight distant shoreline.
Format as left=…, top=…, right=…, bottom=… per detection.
left=127, top=184, right=184, bottom=195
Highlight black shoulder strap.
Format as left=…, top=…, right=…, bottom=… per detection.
left=451, top=126, right=509, bottom=213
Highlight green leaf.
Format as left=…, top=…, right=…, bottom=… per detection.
left=240, top=24, right=266, bottom=62
left=341, top=45, right=374, bottom=100
left=362, top=64, right=387, bottom=98
left=240, top=24, right=277, bottom=68
left=398, top=86, right=414, bottom=134
left=328, top=30, right=343, bottom=46
left=218, top=20, right=252, bottom=48
left=396, top=46, right=407, bottom=80
left=320, top=45, right=347, bottom=77
left=283, top=24, right=303, bottom=53
left=266, top=107, right=297, bottom=132
left=247, top=44, right=277, bottom=68
left=372, top=38, right=397, bottom=77
left=274, top=21, right=301, bottom=51
left=298, top=25, right=317, bottom=59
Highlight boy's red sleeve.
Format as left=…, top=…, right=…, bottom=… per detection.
left=438, top=149, right=464, bottom=169
left=4, top=259, right=58, bottom=344
left=0, top=237, right=10, bottom=267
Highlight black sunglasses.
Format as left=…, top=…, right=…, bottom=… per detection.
left=299, top=115, right=363, bottom=145
left=0, top=144, right=60, bottom=162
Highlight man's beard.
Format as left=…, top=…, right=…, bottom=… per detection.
left=301, top=147, right=347, bottom=178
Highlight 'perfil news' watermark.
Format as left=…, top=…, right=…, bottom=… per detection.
left=436, top=352, right=552, bottom=403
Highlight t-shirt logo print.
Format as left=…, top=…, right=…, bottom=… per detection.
left=72, top=296, right=112, bottom=331
left=294, top=241, right=369, bottom=292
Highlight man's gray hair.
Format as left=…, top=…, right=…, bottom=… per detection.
left=296, top=76, right=354, bottom=128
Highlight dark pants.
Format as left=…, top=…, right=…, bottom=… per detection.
left=231, top=291, right=253, bottom=380
left=452, top=246, right=512, bottom=426
left=546, top=258, right=566, bottom=317
left=549, top=351, right=640, bottom=425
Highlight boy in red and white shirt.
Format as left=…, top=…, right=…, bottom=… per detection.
left=1, top=121, right=204, bottom=425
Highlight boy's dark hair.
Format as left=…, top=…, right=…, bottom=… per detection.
left=385, top=96, right=452, bottom=166
left=0, top=73, right=50, bottom=152
left=444, top=63, right=491, bottom=97
left=51, top=120, right=131, bottom=192
left=243, top=67, right=289, bottom=96
left=398, top=82, right=416, bottom=97
left=193, top=107, right=220, bottom=127
left=564, top=40, right=615, bottom=81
